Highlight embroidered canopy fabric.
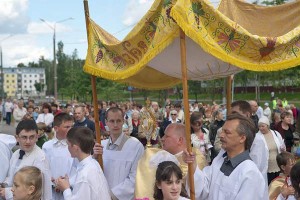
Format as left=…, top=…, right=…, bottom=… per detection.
left=84, top=0, right=300, bottom=89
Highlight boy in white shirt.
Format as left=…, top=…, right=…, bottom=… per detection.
left=0, top=119, right=52, bottom=200
left=42, top=113, right=74, bottom=200
left=55, top=126, right=111, bottom=200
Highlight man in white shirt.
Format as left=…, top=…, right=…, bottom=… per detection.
left=183, top=113, right=268, bottom=200
left=263, top=102, right=272, bottom=122
left=230, top=100, right=268, bottom=183
left=101, top=107, right=144, bottom=200
left=0, top=134, right=16, bottom=183
left=0, top=119, right=52, bottom=200
left=4, top=98, right=13, bottom=125
left=56, top=126, right=111, bottom=200
left=42, top=113, right=74, bottom=200
left=13, top=100, right=27, bottom=128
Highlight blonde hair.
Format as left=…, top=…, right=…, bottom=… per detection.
left=15, top=166, right=43, bottom=200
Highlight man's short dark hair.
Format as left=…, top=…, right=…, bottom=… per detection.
left=16, top=119, right=38, bottom=135
left=226, top=113, right=255, bottom=150
left=174, top=102, right=182, bottom=108
left=67, top=127, right=94, bottom=154
left=51, top=103, right=58, bottom=108
left=231, top=100, right=252, bottom=116
left=53, top=112, right=74, bottom=127
left=105, top=107, right=124, bottom=120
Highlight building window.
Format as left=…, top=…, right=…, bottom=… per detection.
left=29, top=80, right=32, bottom=83
left=24, top=75, right=26, bottom=77
left=35, top=75, right=37, bottom=78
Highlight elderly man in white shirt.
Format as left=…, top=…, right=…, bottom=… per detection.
left=0, top=120, right=52, bottom=200
left=0, top=134, right=16, bottom=183
left=183, top=113, right=268, bottom=200
left=13, top=100, right=27, bottom=128
left=100, top=107, right=144, bottom=200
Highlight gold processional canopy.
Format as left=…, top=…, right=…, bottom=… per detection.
left=84, top=0, right=300, bottom=90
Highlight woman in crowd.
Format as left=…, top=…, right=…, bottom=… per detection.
left=153, top=161, right=189, bottom=200
left=11, top=166, right=43, bottom=200
left=251, top=116, right=286, bottom=185
left=131, top=110, right=140, bottom=138
left=35, top=103, right=54, bottom=127
left=209, top=110, right=225, bottom=161
left=275, top=111, right=295, bottom=152
left=190, top=112, right=212, bottom=164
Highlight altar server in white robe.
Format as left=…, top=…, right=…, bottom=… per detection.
left=0, top=134, right=16, bottom=182
left=0, top=120, right=52, bottom=200
left=55, top=127, right=111, bottom=200
left=183, top=113, right=268, bottom=200
left=42, top=112, right=75, bottom=200
left=101, top=107, right=144, bottom=200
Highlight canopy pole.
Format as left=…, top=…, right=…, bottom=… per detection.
left=179, top=29, right=195, bottom=200
left=83, top=0, right=103, bottom=169
left=226, top=75, right=233, bottom=114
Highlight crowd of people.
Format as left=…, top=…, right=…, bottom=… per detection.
left=0, top=96, right=300, bottom=200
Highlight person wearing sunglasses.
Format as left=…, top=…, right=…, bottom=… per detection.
left=190, top=111, right=212, bottom=165
left=160, top=110, right=182, bottom=138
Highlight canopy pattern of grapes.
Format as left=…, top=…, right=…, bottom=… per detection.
left=84, top=0, right=300, bottom=89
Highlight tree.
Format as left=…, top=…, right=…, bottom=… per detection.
left=260, top=0, right=287, bottom=5
left=34, top=82, right=44, bottom=94
left=17, top=63, right=26, bottom=68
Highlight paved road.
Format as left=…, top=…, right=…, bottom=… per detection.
left=0, top=122, right=16, bottom=136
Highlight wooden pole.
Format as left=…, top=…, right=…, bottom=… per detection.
left=83, top=0, right=103, bottom=169
left=180, top=29, right=195, bottom=200
left=226, top=75, right=233, bottom=114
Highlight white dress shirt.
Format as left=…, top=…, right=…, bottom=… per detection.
left=36, top=113, right=54, bottom=127
left=13, top=107, right=27, bottom=122
left=43, top=137, right=76, bottom=200
left=188, top=150, right=268, bottom=200
left=102, top=133, right=144, bottom=200
left=4, top=145, right=52, bottom=200
left=63, top=156, right=111, bottom=200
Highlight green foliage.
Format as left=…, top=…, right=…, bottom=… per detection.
left=260, top=0, right=287, bottom=5
left=34, top=82, right=44, bottom=93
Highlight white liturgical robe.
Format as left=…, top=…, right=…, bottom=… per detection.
left=63, top=156, right=111, bottom=200
left=0, top=134, right=16, bottom=182
left=4, top=145, right=52, bottom=200
left=43, top=138, right=76, bottom=200
left=188, top=150, right=268, bottom=200
left=102, top=134, right=144, bottom=200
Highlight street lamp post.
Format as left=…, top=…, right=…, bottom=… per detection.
left=0, top=35, right=13, bottom=101
left=40, top=17, right=73, bottom=100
